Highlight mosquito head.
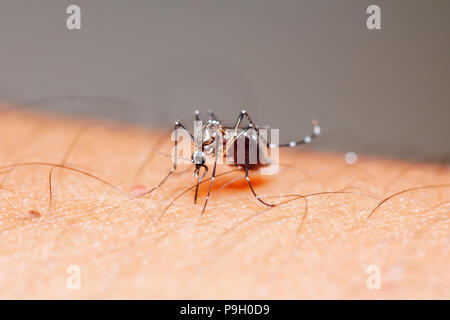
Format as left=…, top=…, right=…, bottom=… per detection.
left=192, top=150, right=206, bottom=166
left=192, top=151, right=208, bottom=179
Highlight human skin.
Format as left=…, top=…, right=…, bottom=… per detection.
left=0, top=107, right=448, bottom=299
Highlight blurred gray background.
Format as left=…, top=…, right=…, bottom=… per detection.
left=0, top=0, right=449, bottom=159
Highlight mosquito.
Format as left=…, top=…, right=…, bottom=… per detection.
left=147, top=110, right=321, bottom=213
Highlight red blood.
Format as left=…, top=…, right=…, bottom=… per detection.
left=29, top=210, right=41, bottom=218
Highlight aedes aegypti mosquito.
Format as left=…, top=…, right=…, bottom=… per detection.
left=147, top=110, right=320, bottom=214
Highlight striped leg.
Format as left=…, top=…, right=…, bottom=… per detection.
left=268, top=120, right=320, bottom=149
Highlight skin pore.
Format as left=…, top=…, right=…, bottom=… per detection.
left=0, top=107, right=448, bottom=299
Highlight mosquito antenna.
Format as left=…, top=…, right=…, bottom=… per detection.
left=151, top=148, right=191, bottom=162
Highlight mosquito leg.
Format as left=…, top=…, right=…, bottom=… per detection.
left=233, top=110, right=256, bottom=129
left=201, top=137, right=220, bottom=214
left=193, top=164, right=208, bottom=204
left=208, top=110, right=218, bottom=121
left=224, top=110, right=259, bottom=153
left=232, top=110, right=256, bottom=135
left=224, top=124, right=253, bottom=156
left=245, top=163, right=275, bottom=207
left=194, top=110, right=201, bottom=121
left=268, top=120, right=321, bottom=148
left=176, top=121, right=194, bottom=141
